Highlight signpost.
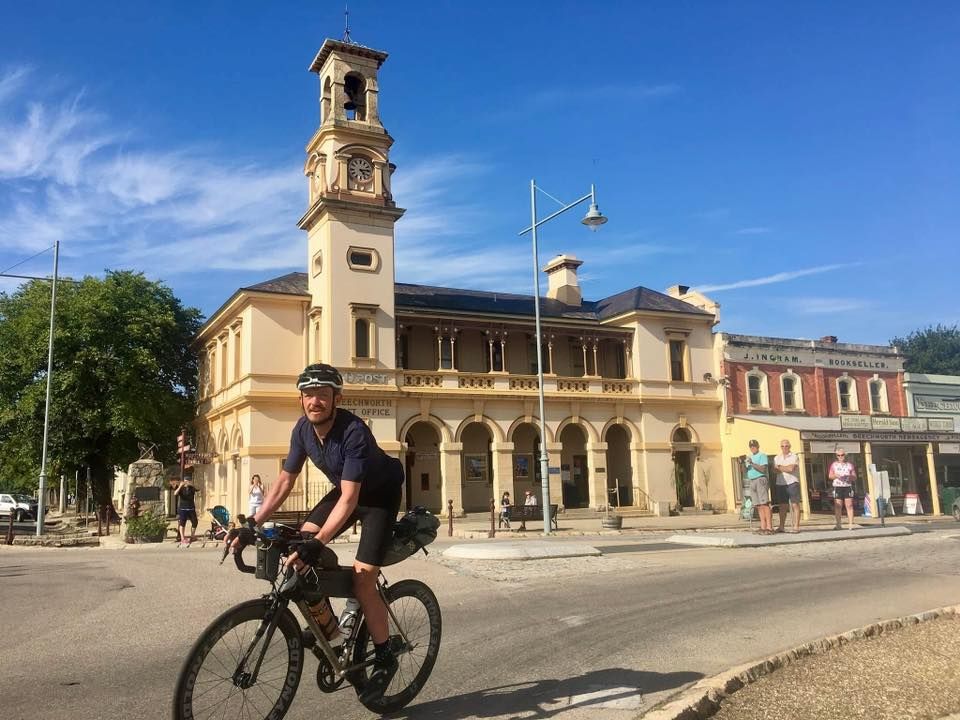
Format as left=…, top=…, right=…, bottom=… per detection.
left=177, top=431, right=191, bottom=484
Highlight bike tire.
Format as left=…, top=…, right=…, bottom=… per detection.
left=352, top=578, right=442, bottom=714
left=172, top=598, right=304, bottom=720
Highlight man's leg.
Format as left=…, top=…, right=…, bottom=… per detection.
left=791, top=500, right=801, bottom=531
left=178, top=521, right=186, bottom=546
left=777, top=488, right=787, bottom=531
left=845, top=498, right=855, bottom=528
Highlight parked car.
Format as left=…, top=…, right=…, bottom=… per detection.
left=0, top=492, right=34, bottom=521
left=14, top=494, right=40, bottom=518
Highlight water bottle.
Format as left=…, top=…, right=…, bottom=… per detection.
left=306, top=595, right=340, bottom=641
left=339, top=598, right=361, bottom=639
left=261, top=522, right=277, bottom=540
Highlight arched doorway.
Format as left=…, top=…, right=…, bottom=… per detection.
left=672, top=427, right=696, bottom=509
left=559, top=424, right=589, bottom=509
left=405, top=422, right=442, bottom=512
left=511, top=423, right=542, bottom=497
left=605, top=424, right=632, bottom=506
left=460, top=422, right=493, bottom=512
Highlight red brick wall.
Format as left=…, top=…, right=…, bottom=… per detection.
left=723, top=360, right=904, bottom=417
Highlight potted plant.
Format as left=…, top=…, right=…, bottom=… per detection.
left=125, top=509, right=168, bottom=543
left=699, top=464, right=714, bottom=512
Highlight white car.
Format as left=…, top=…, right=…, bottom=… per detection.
left=0, top=493, right=34, bottom=521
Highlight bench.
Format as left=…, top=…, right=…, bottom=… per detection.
left=507, top=504, right=559, bottom=531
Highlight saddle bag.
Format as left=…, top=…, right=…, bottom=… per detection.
left=381, top=506, right=441, bottom=567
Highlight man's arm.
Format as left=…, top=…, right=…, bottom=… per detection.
left=313, top=479, right=360, bottom=545
left=251, top=470, right=299, bottom=523
left=828, top=463, right=837, bottom=480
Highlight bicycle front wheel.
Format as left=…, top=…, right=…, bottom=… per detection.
left=353, top=578, right=442, bottom=714
left=172, top=598, right=304, bottom=720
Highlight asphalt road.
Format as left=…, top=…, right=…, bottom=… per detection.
left=4, top=527, right=960, bottom=720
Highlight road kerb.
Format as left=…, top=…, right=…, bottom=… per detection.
left=638, top=604, right=960, bottom=720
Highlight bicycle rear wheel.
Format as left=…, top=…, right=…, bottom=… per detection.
left=172, top=598, right=304, bottom=720
left=352, top=578, right=442, bottom=714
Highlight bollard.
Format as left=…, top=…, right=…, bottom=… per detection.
left=488, top=498, right=496, bottom=538
left=447, top=499, right=454, bottom=537
left=5, top=511, right=14, bottom=545
left=96, top=505, right=103, bottom=537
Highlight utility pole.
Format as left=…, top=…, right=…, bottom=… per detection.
left=36, top=240, right=59, bottom=536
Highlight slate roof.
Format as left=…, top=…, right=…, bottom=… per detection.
left=232, top=272, right=710, bottom=322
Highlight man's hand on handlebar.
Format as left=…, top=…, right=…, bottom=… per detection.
left=284, top=537, right=324, bottom=575
left=226, top=515, right=257, bottom=553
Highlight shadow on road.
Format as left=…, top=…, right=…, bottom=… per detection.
left=391, top=667, right=703, bottom=719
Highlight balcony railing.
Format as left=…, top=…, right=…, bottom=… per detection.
left=400, top=370, right=639, bottom=396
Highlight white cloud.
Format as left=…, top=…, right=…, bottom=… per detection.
left=788, top=297, right=871, bottom=314
left=695, top=263, right=852, bottom=293
left=734, top=226, right=771, bottom=235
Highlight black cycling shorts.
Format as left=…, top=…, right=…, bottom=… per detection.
left=306, top=483, right=401, bottom=566
left=833, top=486, right=853, bottom=501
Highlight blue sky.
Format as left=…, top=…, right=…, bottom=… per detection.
left=1, top=1, right=958, bottom=344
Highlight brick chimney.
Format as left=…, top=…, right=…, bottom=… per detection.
left=820, top=335, right=838, bottom=344
left=543, top=254, right=583, bottom=306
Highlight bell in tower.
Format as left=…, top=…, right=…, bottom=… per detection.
left=343, top=73, right=366, bottom=121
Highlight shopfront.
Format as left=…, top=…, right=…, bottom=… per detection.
left=723, top=415, right=960, bottom=517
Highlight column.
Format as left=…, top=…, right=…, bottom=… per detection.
left=450, top=336, right=457, bottom=371
left=586, top=441, right=608, bottom=509
left=546, top=442, right=564, bottom=506
left=926, top=443, right=942, bottom=516
left=591, top=342, right=599, bottom=377
left=500, top=334, right=507, bottom=371
left=491, top=442, right=515, bottom=508
left=630, top=443, right=645, bottom=508
left=439, top=442, right=463, bottom=517
left=864, top=442, right=877, bottom=517
left=581, top=344, right=588, bottom=377
left=436, top=333, right=443, bottom=371
left=547, top=341, right=554, bottom=375
left=488, top=338, right=494, bottom=372
left=796, top=450, right=811, bottom=520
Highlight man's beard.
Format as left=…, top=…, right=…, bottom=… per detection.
left=308, top=407, right=335, bottom=427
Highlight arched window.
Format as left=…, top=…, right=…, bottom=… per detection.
left=355, top=318, right=370, bottom=358
left=746, top=368, right=768, bottom=409
left=836, top=375, right=859, bottom=412
left=780, top=370, right=803, bottom=411
left=869, top=376, right=888, bottom=413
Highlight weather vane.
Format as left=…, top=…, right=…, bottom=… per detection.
left=342, top=2, right=354, bottom=44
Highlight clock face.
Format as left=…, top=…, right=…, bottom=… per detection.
left=348, top=157, right=373, bottom=183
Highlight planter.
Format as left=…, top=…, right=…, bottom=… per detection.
left=701, top=503, right=714, bottom=512
left=601, top=515, right=623, bottom=530
left=126, top=533, right=164, bottom=544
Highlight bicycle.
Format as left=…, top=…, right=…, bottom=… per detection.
left=172, top=519, right=442, bottom=719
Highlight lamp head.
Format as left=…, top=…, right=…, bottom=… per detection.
left=581, top=202, right=608, bottom=232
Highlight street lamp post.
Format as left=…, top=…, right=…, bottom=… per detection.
left=36, top=240, right=60, bottom=536
left=519, top=181, right=607, bottom=534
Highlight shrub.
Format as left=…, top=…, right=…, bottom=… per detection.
left=125, top=510, right=169, bottom=541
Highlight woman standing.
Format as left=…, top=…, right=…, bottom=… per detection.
left=499, top=491, right=511, bottom=529
left=248, top=474, right=264, bottom=518
left=828, top=449, right=857, bottom=530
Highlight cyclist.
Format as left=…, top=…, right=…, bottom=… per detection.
left=235, top=363, right=404, bottom=702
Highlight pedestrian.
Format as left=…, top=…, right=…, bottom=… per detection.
left=518, top=489, right=537, bottom=531
left=828, top=448, right=857, bottom=530
left=499, top=491, right=511, bottom=529
left=524, top=488, right=538, bottom=506
left=248, top=474, right=264, bottom=518
left=774, top=439, right=802, bottom=533
left=174, top=477, right=199, bottom=547
left=744, top=440, right=773, bottom=534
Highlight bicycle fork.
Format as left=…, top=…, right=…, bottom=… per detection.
left=232, top=601, right=284, bottom=689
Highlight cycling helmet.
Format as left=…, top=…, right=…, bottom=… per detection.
left=296, top=363, right=343, bottom=391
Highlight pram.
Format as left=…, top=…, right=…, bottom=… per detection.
left=200, top=505, right=231, bottom=546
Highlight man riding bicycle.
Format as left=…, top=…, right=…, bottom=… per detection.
left=235, top=363, right=404, bottom=703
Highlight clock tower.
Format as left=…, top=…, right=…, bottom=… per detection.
left=298, top=39, right=405, bottom=370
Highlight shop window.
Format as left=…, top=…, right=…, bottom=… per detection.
left=837, top=376, right=859, bottom=412
left=781, top=371, right=803, bottom=410
left=746, top=369, right=768, bottom=408
left=669, top=340, right=686, bottom=381
left=869, top=378, right=888, bottom=413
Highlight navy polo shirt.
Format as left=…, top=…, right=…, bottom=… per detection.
left=283, top=410, right=402, bottom=495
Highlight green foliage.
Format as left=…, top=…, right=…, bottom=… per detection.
left=125, top=509, right=169, bottom=540
left=0, top=271, right=202, bottom=500
left=891, top=325, right=960, bottom=375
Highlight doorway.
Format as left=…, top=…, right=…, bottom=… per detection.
left=674, top=451, right=694, bottom=508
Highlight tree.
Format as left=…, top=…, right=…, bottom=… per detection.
left=0, top=271, right=202, bottom=503
left=891, top=325, right=960, bottom=375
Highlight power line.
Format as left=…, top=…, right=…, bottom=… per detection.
left=0, top=245, right=55, bottom=276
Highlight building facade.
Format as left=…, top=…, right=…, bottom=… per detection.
left=903, top=372, right=960, bottom=497
left=718, top=333, right=958, bottom=516
left=190, top=38, right=726, bottom=519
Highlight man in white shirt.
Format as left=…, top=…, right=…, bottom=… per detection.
left=774, top=439, right=802, bottom=533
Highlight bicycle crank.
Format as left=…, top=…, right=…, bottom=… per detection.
left=315, top=655, right=346, bottom=693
